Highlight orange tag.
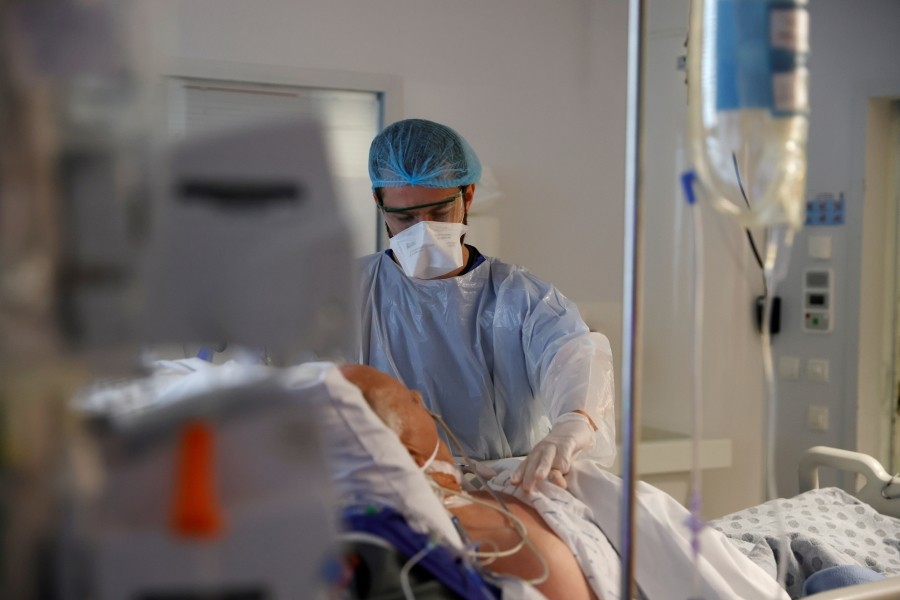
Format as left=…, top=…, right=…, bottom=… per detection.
left=170, top=420, right=223, bottom=538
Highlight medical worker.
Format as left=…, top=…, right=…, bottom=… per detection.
left=358, top=118, right=616, bottom=491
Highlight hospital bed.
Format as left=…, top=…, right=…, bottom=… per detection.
left=332, top=371, right=900, bottom=600
left=797, top=446, right=900, bottom=600
left=799, top=446, right=900, bottom=520
left=75, top=361, right=900, bottom=600
left=336, top=409, right=900, bottom=600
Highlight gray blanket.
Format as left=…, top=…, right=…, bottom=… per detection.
left=710, top=487, right=900, bottom=599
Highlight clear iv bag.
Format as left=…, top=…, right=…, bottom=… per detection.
left=687, top=0, right=810, bottom=231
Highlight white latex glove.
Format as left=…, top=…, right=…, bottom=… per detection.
left=510, top=412, right=595, bottom=493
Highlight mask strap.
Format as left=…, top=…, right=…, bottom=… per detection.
left=419, top=438, right=440, bottom=473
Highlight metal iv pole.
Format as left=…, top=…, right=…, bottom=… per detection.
left=620, top=0, right=646, bottom=597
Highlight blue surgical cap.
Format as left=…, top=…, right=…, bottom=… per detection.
left=369, top=119, right=482, bottom=189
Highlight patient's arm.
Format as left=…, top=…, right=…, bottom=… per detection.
left=451, top=492, right=598, bottom=600
left=339, top=365, right=598, bottom=600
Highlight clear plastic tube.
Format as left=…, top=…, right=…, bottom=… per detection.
left=689, top=190, right=705, bottom=600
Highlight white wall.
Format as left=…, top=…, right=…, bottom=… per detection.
left=640, top=0, right=900, bottom=510
left=150, top=0, right=627, bottom=308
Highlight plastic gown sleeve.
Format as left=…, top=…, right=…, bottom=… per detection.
left=524, top=292, right=616, bottom=467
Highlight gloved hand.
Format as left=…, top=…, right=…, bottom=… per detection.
left=511, top=412, right=595, bottom=493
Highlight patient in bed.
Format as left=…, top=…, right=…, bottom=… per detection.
left=338, top=364, right=598, bottom=600
left=329, top=364, right=823, bottom=600
left=86, top=358, right=897, bottom=599
left=332, top=363, right=900, bottom=600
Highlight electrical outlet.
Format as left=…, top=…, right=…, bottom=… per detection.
left=807, top=358, right=830, bottom=383
left=779, top=356, right=801, bottom=380
left=808, top=405, right=830, bottom=432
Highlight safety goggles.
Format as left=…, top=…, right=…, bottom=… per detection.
left=379, top=192, right=462, bottom=214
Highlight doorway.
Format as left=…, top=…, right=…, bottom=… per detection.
left=858, top=98, right=900, bottom=471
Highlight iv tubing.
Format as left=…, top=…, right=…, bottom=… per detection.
left=401, top=540, right=437, bottom=600
left=762, top=228, right=796, bottom=598
left=621, top=0, right=647, bottom=597
left=689, top=192, right=706, bottom=598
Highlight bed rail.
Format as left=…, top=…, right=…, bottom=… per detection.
left=798, top=446, right=900, bottom=519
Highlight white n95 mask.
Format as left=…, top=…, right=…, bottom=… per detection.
left=389, top=221, right=468, bottom=279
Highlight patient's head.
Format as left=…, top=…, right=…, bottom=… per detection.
left=339, top=365, right=454, bottom=470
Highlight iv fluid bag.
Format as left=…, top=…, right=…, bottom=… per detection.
left=688, top=0, right=810, bottom=230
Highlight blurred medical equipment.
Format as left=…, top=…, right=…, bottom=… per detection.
left=141, top=117, right=355, bottom=362
left=1, top=1, right=154, bottom=596
left=80, top=117, right=354, bottom=600
left=0, top=2, right=355, bottom=597
left=84, top=372, right=338, bottom=600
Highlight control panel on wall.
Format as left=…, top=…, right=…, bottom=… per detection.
left=803, top=268, right=833, bottom=333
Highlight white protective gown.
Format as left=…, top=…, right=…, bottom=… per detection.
left=357, top=251, right=616, bottom=463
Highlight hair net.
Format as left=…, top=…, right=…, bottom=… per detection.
left=369, top=119, right=482, bottom=189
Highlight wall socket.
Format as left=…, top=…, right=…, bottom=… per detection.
left=807, top=358, right=830, bottom=383
left=808, top=405, right=830, bottom=432
left=779, top=356, right=801, bottom=380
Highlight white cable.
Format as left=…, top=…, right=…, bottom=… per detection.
left=400, top=540, right=437, bottom=600
left=469, top=539, right=502, bottom=566
left=690, top=185, right=795, bottom=600
left=425, top=407, right=549, bottom=585
left=428, top=483, right=527, bottom=559
left=427, top=481, right=549, bottom=586
left=427, top=409, right=512, bottom=512
left=517, top=518, right=551, bottom=587
left=761, top=226, right=796, bottom=599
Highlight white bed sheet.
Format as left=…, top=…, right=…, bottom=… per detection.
left=562, top=461, right=791, bottom=600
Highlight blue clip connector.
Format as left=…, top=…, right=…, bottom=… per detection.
left=681, top=170, right=698, bottom=205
